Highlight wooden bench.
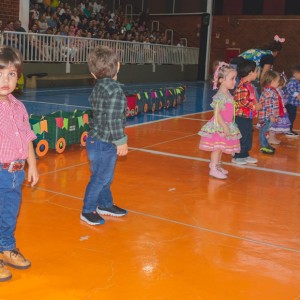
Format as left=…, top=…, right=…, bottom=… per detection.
left=26, top=74, right=94, bottom=89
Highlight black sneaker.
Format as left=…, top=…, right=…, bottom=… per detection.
left=285, top=131, right=299, bottom=138
left=96, top=205, right=128, bottom=217
left=80, top=211, right=105, bottom=225
left=268, top=144, right=276, bottom=151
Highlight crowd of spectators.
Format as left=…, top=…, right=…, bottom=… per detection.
left=19, top=0, right=174, bottom=45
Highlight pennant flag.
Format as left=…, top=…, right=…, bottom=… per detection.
left=56, top=117, right=64, bottom=128
left=160, top=90, right=163, bottom=97
left=166, top=90, right=169, bottom=96
left=151, top=92, right=155, bottom=99
left=32, top=122, right=40, bottom=135
left=137, top=93, right=141, bottom=100
left=40, top=120, right=48, bottom=133
left=144, top=92, right=149, bottom=99
left=154, top=92, right=157, bottom=98
left=78, top=116, right=84, bottom=128
left=82, top=113, right=89, bottom=124
left=63, top=118, right=69, bottom=130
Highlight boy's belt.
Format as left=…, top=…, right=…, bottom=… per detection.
left=0, top=160, right=25, bottom=172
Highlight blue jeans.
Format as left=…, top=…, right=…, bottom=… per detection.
left=259, top=120, right=273, bottom=148
left=0, top=168, right=25, bottom=251
left=82, top=137, right=117, bottom=213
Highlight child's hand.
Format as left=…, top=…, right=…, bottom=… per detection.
left=255, top=103, right=262, bottom=110
left=27, top=165, right=39, bottom=187
left=117, top=144, right=128, bottom=156
left=297, top=94, right=300, bottom=101
left=270, top=116, right=276, bottom=123
left=224, top=125, right=230, bottom=136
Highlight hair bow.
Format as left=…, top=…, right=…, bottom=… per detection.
left=212, top=62, right=229, bottom=90
left=274, top=35, right=285, bottom=43
left=280, top=71, right=287, bottom=83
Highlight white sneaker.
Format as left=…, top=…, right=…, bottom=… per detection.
left=231, top=158, right=247, bottom=165
left=245, top=156, right=258, bottom=164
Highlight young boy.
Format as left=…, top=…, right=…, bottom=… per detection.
left=285, top=65, right=300, bottom=137
left=80, top=46, right=128, bottom=226
left=232, top=59, right=261, bottom=165
left=0, top=46, right=39, bottom=282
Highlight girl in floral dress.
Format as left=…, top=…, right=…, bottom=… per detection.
left=199, top=63, right=241, bottom=179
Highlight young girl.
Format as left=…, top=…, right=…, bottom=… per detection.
left=199, top=62, right=241, bottom=179
left=258, top=70, right=281, bottom=154
left=268, top=73, right=291, bottom=144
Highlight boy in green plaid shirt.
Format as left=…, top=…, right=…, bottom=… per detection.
left=81, top=46, right=128, bottom=226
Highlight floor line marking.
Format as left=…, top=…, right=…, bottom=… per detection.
left=127, top=111, right=213, bottom=128
left=129, top=147, right=300, bottom=177
left=38, top=161, right=89, bottom=176
left=22, top=184, right=300, bottom=254
left=129, top=134, right=198, bottom=153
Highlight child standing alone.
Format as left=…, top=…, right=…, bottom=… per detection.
left=199, top=63, right=241, bottom=179
left=258, top=70, right=281, bottom=154
left=81, top=46, right=128, bottom=226
left=0, top=46, right=39, bottom=282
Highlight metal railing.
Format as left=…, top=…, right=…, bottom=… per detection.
left=1, top=31, right=199, bottom=67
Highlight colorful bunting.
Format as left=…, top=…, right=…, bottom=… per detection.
left=56, top=117, right=64, bottom=128
left=63, top=118, right=69, bottom=130
left=32, top=122, right=40, bottom=135
left=40, top=120, right=48, bottom=133
left=82, top=113, right=89, bottom=124
left=78, top=116, right=84, bottom=128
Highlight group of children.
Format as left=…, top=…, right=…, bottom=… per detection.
left=199, top=58, right=300, bottom=179
left=0, top=45, right=128, bottom=282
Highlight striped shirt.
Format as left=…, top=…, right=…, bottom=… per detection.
left=0, top=94, right=36, bottom=163
left=285, top=77, right=300, bottom=107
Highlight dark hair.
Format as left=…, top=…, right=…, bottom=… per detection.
left=291, top=65, right=300, bottom=74
left=261, top=40, right=283, bottom=52
left=0, top=46, right=22, bottom=78
left=236, top=58, right=256, bottom=78
left=87, top=46, right=118, bottom=79
left=261, top=70, right=280, bottom=88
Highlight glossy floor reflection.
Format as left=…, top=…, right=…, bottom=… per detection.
left=2, top=83, right=300, bottom=299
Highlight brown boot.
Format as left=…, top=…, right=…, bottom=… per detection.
left=0, top=249, right=31, bottom=270
left=0, top=260, right=12, bottom=282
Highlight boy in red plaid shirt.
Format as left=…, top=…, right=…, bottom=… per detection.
left=232, top=59, right=262, bottom=165
left=0, top=46, right=39, bottom=282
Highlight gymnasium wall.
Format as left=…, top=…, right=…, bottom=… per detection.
left=210, top=15, right=300, bottom=76
left=0, top=0, right=20, bottom=28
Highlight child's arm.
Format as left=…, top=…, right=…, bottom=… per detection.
left=215, top=106, right=230, bottom=135
left=27, top=142, right=39, bottom=187
left=107, top=90, right=128, bottom=156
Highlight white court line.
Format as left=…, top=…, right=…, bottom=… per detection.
left=127, top=111, right=212, bottom=128
left=22, top=183, right=300, bottom=254
left=21, top=99, right=90, bottom=109
left=129, top=147, right=300, bottom=177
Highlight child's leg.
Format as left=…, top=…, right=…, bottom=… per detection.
left=209, top=150, right=227, bottom=179
left=285, top=104, right=297, bottom=132
left=268, top=130, right=281, bottom=144
left=233, top=117, right=252, bottom=159
left=0, top=171, right=25, bottom=252
left=216, top=151, right=229, bottom=174
left=82, top=138, right=117, bottom=214
left=0, top=169, right=31, bottom=270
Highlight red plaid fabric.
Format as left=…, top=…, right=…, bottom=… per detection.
left=0, top=94, right=36, bottom=163
left=234, top=80, right=258, bottom=118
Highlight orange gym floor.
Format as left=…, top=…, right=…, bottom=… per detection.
left=1, top=106, right=300, bottom=299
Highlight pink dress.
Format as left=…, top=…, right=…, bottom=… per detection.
left=199, top=92, right=241, bottom=154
